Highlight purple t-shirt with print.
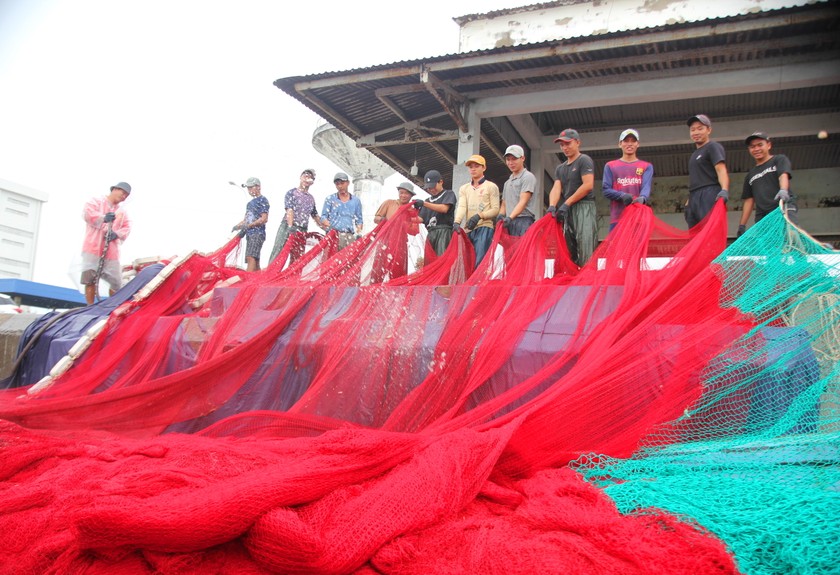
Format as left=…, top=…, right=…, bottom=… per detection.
left=284, top=188, right=318, bottom=228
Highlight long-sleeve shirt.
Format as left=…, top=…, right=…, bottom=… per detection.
left=454, top=178, right=500, bottom=230
left=81, top=196, right=131, bottom=260
left=602, top=159, right=654, bottom=224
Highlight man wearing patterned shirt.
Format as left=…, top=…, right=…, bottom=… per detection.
left=232, top=177, right=269, bottom=272
left=602, top=129, right=654, bottom=231
left=320, top=172, right=364, bottom=250
left=269, top=168, right=323, bottom=264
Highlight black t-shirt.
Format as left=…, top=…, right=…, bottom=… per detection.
left=420, top=189, right=456, bottom=227
left=554, top=154, right=595, bottom=201
left=742, top=155, right=793, bottom=218
left=688, top=141, right=726, bottom=191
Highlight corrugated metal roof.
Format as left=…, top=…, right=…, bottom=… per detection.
left=274, top=3, right=840, bottom=190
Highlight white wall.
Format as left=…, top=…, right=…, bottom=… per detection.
left=0, top=178, right=48, bottom=280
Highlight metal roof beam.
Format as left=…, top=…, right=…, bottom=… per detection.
left=473, top=59, right=840, bottom=117
left=420, top=67, right=470, bottom=134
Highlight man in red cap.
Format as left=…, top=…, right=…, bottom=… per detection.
left=548, top=129, right=597, bottom=266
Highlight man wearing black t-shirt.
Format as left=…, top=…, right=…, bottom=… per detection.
left=739, top=132, right=798, bottom=236
left=685, top=114, right=729, bottom=228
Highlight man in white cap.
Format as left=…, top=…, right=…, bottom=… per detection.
left=321, top=171, right=364, bottom=250
left=499, top=144, right=539, bottom=237
left=80, top=182, right=132, bottom=304
left=685, top=114, right=729, bottom=228
left=231, top=177, right=269, bottom=272
left=548, top=128, right=597, bottom=266
left=602, top=129, right=654, bottom=231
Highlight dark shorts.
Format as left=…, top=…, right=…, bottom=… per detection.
left=245, top=233, right=265, bottom=260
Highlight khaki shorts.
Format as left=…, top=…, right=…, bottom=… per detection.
left=81, top=253, right=122, bottom=292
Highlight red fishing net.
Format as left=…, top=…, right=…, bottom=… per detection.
left=0, top=202, right=746, bottom=574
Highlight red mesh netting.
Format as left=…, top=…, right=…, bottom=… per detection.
left=0, top=202, right=744, bottom=573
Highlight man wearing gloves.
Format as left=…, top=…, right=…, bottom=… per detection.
left=454, top=154, right=500, bottom=268
left=602, top=129, right=654, bottom=231
left=685, top=114, right=729, bottom=228
left=738, top=132, right=797, bottom=236
left=80, top=182, right=132, bottom=304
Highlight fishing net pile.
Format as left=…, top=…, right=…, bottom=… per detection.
left=0, top=202, right=836, bottom=574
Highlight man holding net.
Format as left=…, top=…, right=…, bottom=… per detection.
left=80, top=182, right=132, bottom=304
left=269, top=168, right=322, bottom=263
left=414, top=170, right=457, bottom=257
left=738, top=131, right=798, bottom=236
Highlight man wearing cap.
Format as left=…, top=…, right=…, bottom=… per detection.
left=375, top=181, right=416, bottom=224
left=739, top=132, right=797, bottom=235
left=269, top=168, right=323, bottom=264
left=231, top=177, right=269, bottom=272
left=548, top=129, right=597, bottom=266
left=454, top=154, right=500, bottom=268
left=80, top=182, right=132, bottom=304
left=321, top=172, right=364, bottom=250
left=413, top=169, right=457, bottom=256
left=602, top=129, right=654, bottom=231
left=500, top=145, right=539, bottom=237
left=685, top=114, right=729, bottom=228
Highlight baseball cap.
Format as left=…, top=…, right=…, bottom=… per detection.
left=554, top=129, right=580, bottom=143
left=110, top=181, right=131, bottom=194
left=333, top=172, right=350, bottom=182
left=745, top=132, right=770, bottom=145
left=423, top=170, right=442, bottom=190
left=687, top=114, right=712, bottom=127
left=301, top=168, right=316, bottom=178
left=244, top=177, right=261, bottom=187
left=619, top=129, right=640, bottom=142
left=504, top=145, right=525, bottom=158
left=465, top=154, right=486, bottom=167
left=397, top=181, right=416, bottom=195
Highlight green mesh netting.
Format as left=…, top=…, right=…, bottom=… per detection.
left=575, top=208, right=840, bottom=575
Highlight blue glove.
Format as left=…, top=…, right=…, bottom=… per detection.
left=620, top=193, right=633, bottom=206
left=633, top=195, right=647, bottom=205
left=412, top=199, right=424, bottom=210
left=103, top=212, right=116, bottom=223
left=555, top=203, right=569, bottom=223
left=737, top=224, right=746, bottom=237
left=774, top=189, right=790, bottom=203
left=547, top=205, right=556, bottom=216
left=466, top=214, right=480, bottom=230
left=104, top=231, right=119, bottom=243
left=452, top=222, right=461, bottom=233
left=238, top=229, right=246, bottom=239
left=501, top=216, right=512, bottom=228
left=231, top=224, right=242, bottom=232
left=716, top=189, right=729, bottom=203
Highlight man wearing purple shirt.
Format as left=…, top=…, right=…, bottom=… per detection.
left=602, top=129, right=654, bottom=231
left=269, top=168, right=324, bottom=263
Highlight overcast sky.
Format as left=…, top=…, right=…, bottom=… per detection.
left=0, top=0, right=518, bottom=290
